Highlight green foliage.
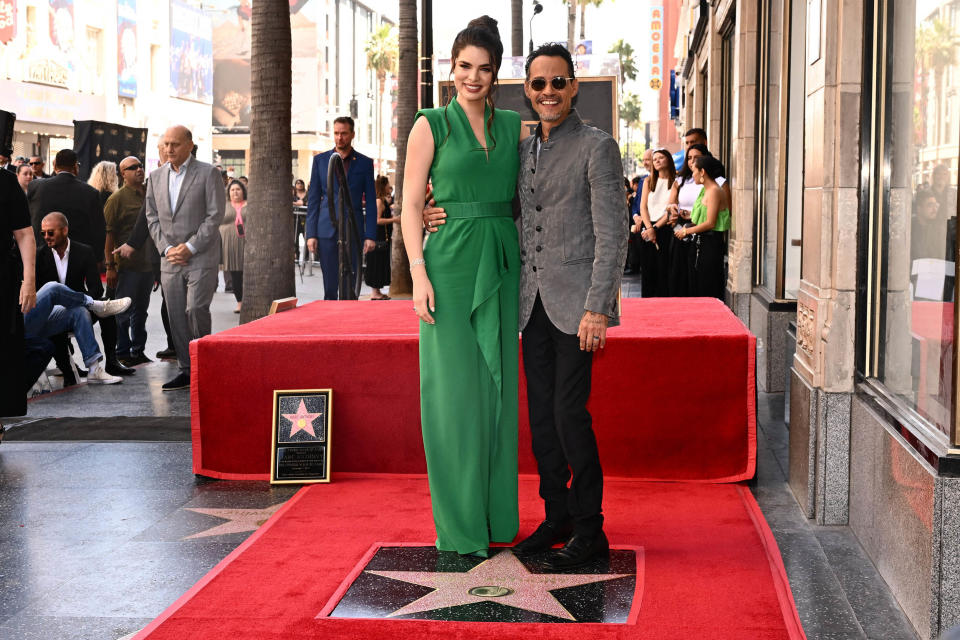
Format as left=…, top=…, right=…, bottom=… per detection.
left=365, top=24, right=398, bottom=79
left=609, top=38, right=638, bottom=86
left=620, top=92, right=642, bottom=128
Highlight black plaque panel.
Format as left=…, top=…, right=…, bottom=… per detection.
left=270, top=389, right=332, bottom=484
left=324, top=546, right=641, bottom=624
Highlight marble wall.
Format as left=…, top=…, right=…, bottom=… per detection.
left=849, top=397, right=935, bottom=638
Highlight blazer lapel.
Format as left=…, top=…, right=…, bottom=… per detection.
left=173, top=162, right=198, bottom=214
left=158, top=165, right=172, bottom=216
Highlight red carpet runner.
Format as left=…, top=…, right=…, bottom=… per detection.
left=190, top=298, right=756, bottom=482
left=135, top=475, right=804, bottom=639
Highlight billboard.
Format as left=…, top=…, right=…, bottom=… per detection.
left=210, top=0, right=318, bottom=130
left=117, top=0, right=137, bottom=98
left=170, top=0, right=213, bottom=104
left=0, top=0, right=15, bottom=44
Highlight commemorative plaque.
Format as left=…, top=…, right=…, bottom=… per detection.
left=270, top=389, right=332, bottom=484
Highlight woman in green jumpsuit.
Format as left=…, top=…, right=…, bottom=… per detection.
left=400, top=16, right=521, bottom=556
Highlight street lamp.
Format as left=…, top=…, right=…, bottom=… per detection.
left=528, top=1, right=543, bottom=55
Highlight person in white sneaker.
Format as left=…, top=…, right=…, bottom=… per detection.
left=23, top=281, right=131, bottom=384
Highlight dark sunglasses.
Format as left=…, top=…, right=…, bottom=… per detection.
left=528, top=76, right=575, bottom=91
left=29, top=161, right=43, bottom=165
left=122, top=163, right=143, bottom=171
left=42, top=230, right=58, bottom=237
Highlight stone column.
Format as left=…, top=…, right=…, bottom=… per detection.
left=789, top=0, right=863, bottom=525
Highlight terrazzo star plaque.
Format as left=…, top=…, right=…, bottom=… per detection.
left=270, top=389, right=333, bottom=484
left=321, top=544, right=643, bottom=624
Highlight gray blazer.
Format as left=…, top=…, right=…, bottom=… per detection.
left=517, top=110, right=628, bottom=335
left=145, top=158, right=225, bottom=273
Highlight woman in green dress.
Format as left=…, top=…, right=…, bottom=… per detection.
left=400, top=16, right=522, bottom=557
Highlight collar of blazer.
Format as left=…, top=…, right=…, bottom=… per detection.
left=163, top=160, right=199, bottom=215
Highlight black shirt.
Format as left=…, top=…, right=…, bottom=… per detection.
left=3, top=169, right=30, bottom=272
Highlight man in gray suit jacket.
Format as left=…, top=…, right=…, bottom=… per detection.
left=145, top=125, right=225, bottom=390
left=424, top=44, right=628, bottom=568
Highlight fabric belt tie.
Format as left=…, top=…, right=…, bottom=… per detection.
left=442, top=201, right=512, bottom=219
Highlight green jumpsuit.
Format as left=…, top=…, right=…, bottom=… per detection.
left=415, top=100, right=521, bottom=555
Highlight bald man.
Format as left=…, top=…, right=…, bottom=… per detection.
left=145, top=126, right=225, bottom=391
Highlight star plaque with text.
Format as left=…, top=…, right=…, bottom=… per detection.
left=270, top=389, right=332, bottom=484
left=320, top=544, right=643, bottom=624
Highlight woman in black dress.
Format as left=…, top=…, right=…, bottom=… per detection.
left=365, top=175, right=398, bottom=299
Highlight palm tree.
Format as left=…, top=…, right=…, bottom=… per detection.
left=365, top=23, right=398, bottom=172
left=620, top=92, right=642, bottom=171
left=390, top=0, right=418, bottom=297
left=579, top=0, right=607, bottom=41
left=609, top=38, right=638, bottom=97
left=511, top=0, right=523, bottom=57
left=566, top=0, right=577, bottom=52
left=241, top=0, right=294, bottom=322
left=917, top=18, right=959, bottom=154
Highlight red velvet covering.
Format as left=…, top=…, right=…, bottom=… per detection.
left=191, top=297, right=756, bottom=482
left=134, top=475, right=804, bottom=639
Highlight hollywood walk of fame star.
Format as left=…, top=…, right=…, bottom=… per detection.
left=182, top=503, right=284, bottom=540
left=365, top=549, right=631, bottom=621
left=283, top=398, right=322, bottom=438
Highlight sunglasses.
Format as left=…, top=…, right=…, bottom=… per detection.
left=30, top=161, right=43, bottom=166
left=528, top=76, right=575, bottom=91
left=122, top=163, right=143, bottom=171
left=42, top=230, right=59, bottom=237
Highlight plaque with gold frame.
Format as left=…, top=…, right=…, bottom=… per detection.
left=270, top=389, right=332, bottom=484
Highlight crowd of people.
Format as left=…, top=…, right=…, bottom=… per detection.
left=624, top=128, right=731, bottom=301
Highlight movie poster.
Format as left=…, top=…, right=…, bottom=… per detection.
left=169, top=0, right=213, bottom=104
left=0, top=0, right=15, bottom=44
left=48, top=0, right=74, bottom=57
left=210, top=0, right=317, bottom=129
left=117, top=0, right=137, bottom=98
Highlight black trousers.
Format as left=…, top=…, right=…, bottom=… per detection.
left=687, top=231, right=725, bottom=300
left=521, top=295, right=603, bottom=536
left=229, top=270, right=243, bottom=303
left=668, top=230, right=691, bottom=297
left=639, top=225, right=673, bottom=297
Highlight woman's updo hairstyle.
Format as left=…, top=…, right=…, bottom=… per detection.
left=442, top=15, right=503, bottom=150
left=694, top=155, right=726, bottom=181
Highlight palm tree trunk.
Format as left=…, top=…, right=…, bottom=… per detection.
left=242, top=0, right=294, bottom=323
left=579, top=1, right=586, bottom=42
left=567, top=0, right=577, bottom=53
left=377, top=74, right=385, bottom=171
left=511, top=0, right=523, bottom=57
left=390, top=0, right=418, bottom=297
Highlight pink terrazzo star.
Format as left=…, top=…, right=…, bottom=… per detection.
left=366, top=549, right=631, bottom=621
left=283, top=399, right=321, bottom=437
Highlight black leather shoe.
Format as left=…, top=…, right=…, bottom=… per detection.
left=545, top=531, right=609, bottom=570
left=122, top=353, right=153, bottom=367
left=156, top=347, right=177, bottom=360
left=162, top=373, right=191, bottom=391
left=513, top=520, right=574, bottom=556
left=106, top=359, right=136, bottom=376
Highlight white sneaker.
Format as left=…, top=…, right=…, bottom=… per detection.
left=86, top=361, right=123, bottom=384
left=87, top=297, right=132, bottom=318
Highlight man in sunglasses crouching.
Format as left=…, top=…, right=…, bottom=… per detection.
left=425, top=43, right=628, bottom=568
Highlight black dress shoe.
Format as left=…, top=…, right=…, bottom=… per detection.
left=545, top=531, right=609, bottom=570
left=513, top=520, right=574, bottom=556
left=122, top=353, right=153, bottom=367
left=162, top=372, right=191, bottom=391
left=156, top=347, right=177, bottom=360
left=106, top=359, right=136, bottom=376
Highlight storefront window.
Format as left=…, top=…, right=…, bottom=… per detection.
left=755, top=0, right=804, bottom=300
left=869, top=0, right=960, bottom=438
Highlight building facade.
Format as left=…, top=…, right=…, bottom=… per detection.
left=209, top=0, right=398, bottom=185
left=0, top=0, right=213, bottom=172
left=674, top=0, right=960, bottom=637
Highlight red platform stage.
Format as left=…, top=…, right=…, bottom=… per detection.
left=190, top=297, right=756, bottom=482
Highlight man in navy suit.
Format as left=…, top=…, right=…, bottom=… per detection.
left=305, top=116, right=377, bottom=300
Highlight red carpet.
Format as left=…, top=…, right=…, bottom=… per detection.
left=134, top=475, right=804, bottom=639
left=190, top=297, right=756, bottom=482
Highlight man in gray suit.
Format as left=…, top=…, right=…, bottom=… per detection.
left=145, top=125, right=225, bottom=390
left=425, top=43, right=628, bottom=568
